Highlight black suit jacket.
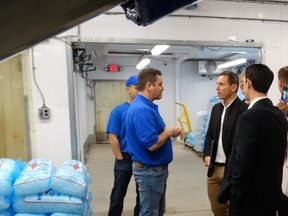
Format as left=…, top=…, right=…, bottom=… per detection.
left=219, top=98, right=288, bottom=214
left=203, top=97, right=248, bottom=177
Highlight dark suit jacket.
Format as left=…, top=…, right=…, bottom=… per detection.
left=219, top=98, right=288, bottom=215
left=203, top=97, right=248, bottom=177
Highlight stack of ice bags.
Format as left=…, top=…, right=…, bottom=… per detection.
left=185, top=131, right=196, bottom=147
left=13, top=158, right=55, bottom=196
left=186, top=111, right=208, bottom=152
left=50, top=160, right=91, bottom=197
left=193, top=111, right=208, bottom=153
left=12, top=190, right=91, bottom=215
left=12, top=159, right=92, bottom=216
left=0, top=158, right=24, bottom=213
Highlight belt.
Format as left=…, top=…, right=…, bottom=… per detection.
left=134, top=161, right=168, bottom=169
left=134, top=161, right=145, bottom=168
left=214, top=162, right=225, bottom=166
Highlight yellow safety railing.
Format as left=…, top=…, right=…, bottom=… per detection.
left=176, top=102, right=192, bottom=141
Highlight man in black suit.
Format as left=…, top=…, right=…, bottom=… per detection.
left=276, top=66, right=288, bottom=216
left=221, top=64, right=287, bottom=216
left=203, top=71, right=248, bottom=215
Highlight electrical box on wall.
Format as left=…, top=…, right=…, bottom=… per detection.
left=39, top=106, right=50, bottom=120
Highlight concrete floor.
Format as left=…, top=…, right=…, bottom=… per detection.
left=86, top=141, right=213, bottom=216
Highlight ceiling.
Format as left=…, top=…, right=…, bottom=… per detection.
left=76, top=41, right=261, bottom=64
left=72, top=40, right=261, bottom=77
left=0, top=0, right=124, bottom=62
left=0, top=0, right=278, bottom=62
left=215, top=0, right=288, bottom=3
left=75, top=0, right=268, bottom=64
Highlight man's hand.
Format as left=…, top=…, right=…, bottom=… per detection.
left=165, top=126, right=183, bottom=137
left=149, top=126, right=183, bottom=151
left=277, top=99, right=288, bottom=115
left=172, top=126, right=183, bottom=137
left=204, top=156, right=211, bottom=167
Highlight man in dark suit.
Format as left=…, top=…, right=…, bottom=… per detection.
left=220, top=64, right=287, bottom=216
left=203, top=71, right=248, bottom=215
left=276, top=66, right=288, bottom=216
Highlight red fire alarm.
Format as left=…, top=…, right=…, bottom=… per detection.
left=105, top=64, right=123, bottom=72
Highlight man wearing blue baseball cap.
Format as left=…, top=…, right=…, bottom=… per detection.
left=106, top=75, right=140, bottom=216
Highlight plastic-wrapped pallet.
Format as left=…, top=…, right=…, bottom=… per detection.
left=186, top=132, right=196, bottom=147
left=12, top=190, right=91, bottom=215
left=0, top=158, right=24, bottom=197
left=206, top=95, right=221, bottom=124
left=13, top=159, right=55, bottom=196
left=50, top=160, right=91, bottom=197
left=237, top=90, right=245, bottom=101
left=194, top=111, right=208, bottom=153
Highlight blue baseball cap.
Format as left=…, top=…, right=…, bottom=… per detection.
left=126, top=75, right=138, bottom=87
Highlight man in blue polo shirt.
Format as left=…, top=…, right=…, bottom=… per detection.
left=126, top=68, right=182, bottom=216
left=106, top=75, right=140, bottom=216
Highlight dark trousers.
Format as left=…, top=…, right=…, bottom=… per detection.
left=229, top=200, right=277, bottom=216
left=108, top=154, right=140, bottom=216
left=229, top=210, right=276, bottom=216
left=278, top=193, right=288, bottom=216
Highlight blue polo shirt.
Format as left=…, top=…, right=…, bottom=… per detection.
left=106, top=102, right=130, bottom=153
left=126, top=94, right=173, bottom=165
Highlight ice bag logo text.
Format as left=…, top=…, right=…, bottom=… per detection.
left=73, top=164, right=79, bottom=170
left=31, top=162, right=39, bottom=169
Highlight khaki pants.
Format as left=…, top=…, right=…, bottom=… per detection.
left=207, top=165, right=228, bottom=216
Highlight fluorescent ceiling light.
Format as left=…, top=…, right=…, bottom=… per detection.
left=136, top=58, right=150, bottom=70
left=151, top=45, right=170, bottom=56
left=218, top=58, right=247, bottom=69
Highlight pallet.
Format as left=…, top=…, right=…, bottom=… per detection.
left=191, top=146, right=203, bottom=157
left=184, top=142, right=193, bottom=149
left=182, top=141, right=203, bottom=157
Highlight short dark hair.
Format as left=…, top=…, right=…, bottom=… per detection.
left=219, top=71, right=239, bottom=91
left=278, top=66, right=288, bottom=85
left=137, top=68, right=162, bottom=91
left=245, top=64, right=274, bottom=94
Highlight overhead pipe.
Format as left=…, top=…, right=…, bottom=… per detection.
left=105, top=11, right=288, bottom=24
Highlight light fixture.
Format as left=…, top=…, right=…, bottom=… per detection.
left=218, top=58, right=247, bottom=69
left=151, top=45, right=170, bottom=56
left=136, top=58, right=150, bottom=70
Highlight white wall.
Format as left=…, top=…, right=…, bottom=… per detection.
left=74, top=73, right=93, bottom=161
left=29, top=1, right=288, bottom=164
left=30, top=37, right=97, bottom=166
left=88, top=55, right=178, bottom=126
left=86, top=56, right=218, bottom=129
left=78, top=0, right=288, bottom=104
left=32, top=40, right=72, bottom=167
left=179, top=61, right=217, bottom=128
